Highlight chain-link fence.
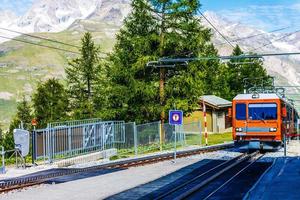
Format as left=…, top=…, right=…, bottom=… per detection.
left=114, top=121, right=202, bottom=158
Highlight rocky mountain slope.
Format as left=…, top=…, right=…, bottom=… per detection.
left=0, top=0, right=131, bottom=42
left=203, top=11, right=300, bottom=89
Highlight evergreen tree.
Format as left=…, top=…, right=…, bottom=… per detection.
left=32, top=78, right=68, bottom=128
left=9, top=97, right=32, bottom=132
left=107, top=0, right=220, bottom=123
left=219, top=45, right=269, bottom=100
left=4, top=97, right=32, bottom=151
left=66, top=32, right=101, bottom=119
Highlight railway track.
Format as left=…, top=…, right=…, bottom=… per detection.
left=0, top=143, right=233, bottom=193
left=153, top=151, right=264, bottom=200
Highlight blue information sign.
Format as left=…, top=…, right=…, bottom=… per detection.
left=169, top=110, right=183, bottom=125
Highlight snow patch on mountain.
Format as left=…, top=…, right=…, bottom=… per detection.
left=203, top=11, right=300, bottom=90
left=17, top=0, right=100, bottom=32
left=0, top=0, right=131, bottom=43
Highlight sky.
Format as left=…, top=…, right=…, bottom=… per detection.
left=201, top=0, right=300, bottom=32
left=0, top=0, right=33, bottom=15
left=0, top=0, right=300, bottom=32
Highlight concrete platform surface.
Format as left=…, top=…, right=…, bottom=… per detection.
left=245, top=157, right=300, bottom=200
left=0, top=150, right=240, bottom=200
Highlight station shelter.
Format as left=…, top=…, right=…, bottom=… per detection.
left=184, top=95, right=232, bottom=133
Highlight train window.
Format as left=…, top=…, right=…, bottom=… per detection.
left=236, top=103, right=246, bottom=120
left=248, top=103, right=277, bottom=120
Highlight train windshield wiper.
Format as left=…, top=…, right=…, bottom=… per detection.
left=253, top=112, right=266, bottom=123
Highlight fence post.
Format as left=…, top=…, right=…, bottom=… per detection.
left=102, top=124, right=105, bottom=151
left=68, top=127, right=72, bottom=156
left=159, top=121, right=162, bottom=151
left=31, top=128, right=36, bottom=164
left=47, top=123, right=52, bottom=163
left=1, top=146, right=5, bottom=174
left=133, top=122, right=138, bottom=156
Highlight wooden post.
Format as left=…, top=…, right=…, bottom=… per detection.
left=160, top=68, right=165, bottom=147
left=203, top=100, right=208, bottom=146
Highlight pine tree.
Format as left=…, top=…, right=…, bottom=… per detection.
left=32, top=78, right=68, bottom=128
left=4, top=97, right=33, bottom=151
left=9, top=97, right=32, bottom=132
left=66, top=32, right=101, bottom=119
left=220, top=45, right=270, bottom=100
left=107, top=0, right=220, bottom=123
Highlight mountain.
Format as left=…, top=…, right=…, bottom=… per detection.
left=203, top=11, right=300, bottom=90
left=0, top=0, right=131, bottom=43
left=0, top=0, right=130, bottom=127
left=17, top=0, right=100, bottom=32
left=0, top=1, right=299, bottom=127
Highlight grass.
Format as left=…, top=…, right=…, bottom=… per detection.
left=110, top=132, right=233, bottom=160
left=0, top=20, right=118, bottom=128
left=2, top=154, right=33, bottom=166
left=186, top=132, right=233, bottom=146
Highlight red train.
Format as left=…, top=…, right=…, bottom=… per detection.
left=232, top=93, right=299, bottom=150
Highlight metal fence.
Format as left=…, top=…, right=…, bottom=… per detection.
left=115, top=121, right=202, bottom=157
left=0, top=146, right=5, bottom=173
left=32, top=119, right=124, bottom=163
left=32, top=119, right=202, bottom=164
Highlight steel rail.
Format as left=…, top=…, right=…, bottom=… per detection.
left=174, top=151, right=260, bottom=200
left=153, top=153, right=247, bottom=200
left=0, top=143, right=233, bottom=193
left=202, top=153, right=264, bottom=200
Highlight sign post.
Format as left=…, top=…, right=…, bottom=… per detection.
left=169, top=110, right=183, bottom=162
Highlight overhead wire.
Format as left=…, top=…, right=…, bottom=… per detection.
left=0, top=34, right=80, bottom=55
left=0, top=27, right=110, bottom=56
left=156, top=52, right=300, bottom=63
left=251, top=29, right=300, bottom=52
left=198, top=11, right=235, bottom=49
left=0, top=27, right=81, bottom=49
left=215, top=26, right=291, bottom=46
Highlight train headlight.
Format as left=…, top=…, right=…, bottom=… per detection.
left=235, top=128, right=243, bottom=132
left=269, top=128, right=277, bottom=132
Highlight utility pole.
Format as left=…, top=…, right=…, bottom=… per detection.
left=159, top=3, right=166, bottom=146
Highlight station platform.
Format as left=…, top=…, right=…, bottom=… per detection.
left=245, top=140, right=300, bottom=200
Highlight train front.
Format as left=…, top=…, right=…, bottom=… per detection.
left=232, top=93, right=282, bottom=150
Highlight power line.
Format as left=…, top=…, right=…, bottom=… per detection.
left=251, top=29, right=300, bottom=52
left=0, top=27, right=110, bottom=56
left=0, top=35, right=80, bottom=55
left=199, top=11, right=235, bottom=49
left=215, top=26, right=290, bottom=46
left=0, top=27, right=81, bottom=49
left=153, top=52, right=300, bottom=63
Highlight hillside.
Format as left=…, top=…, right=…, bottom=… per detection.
left=0, top=0, right=130, bottom=127
left=0, top=20, right=120, bottom=126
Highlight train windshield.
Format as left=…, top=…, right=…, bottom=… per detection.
left=248, top=103, right=277, bottom=120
